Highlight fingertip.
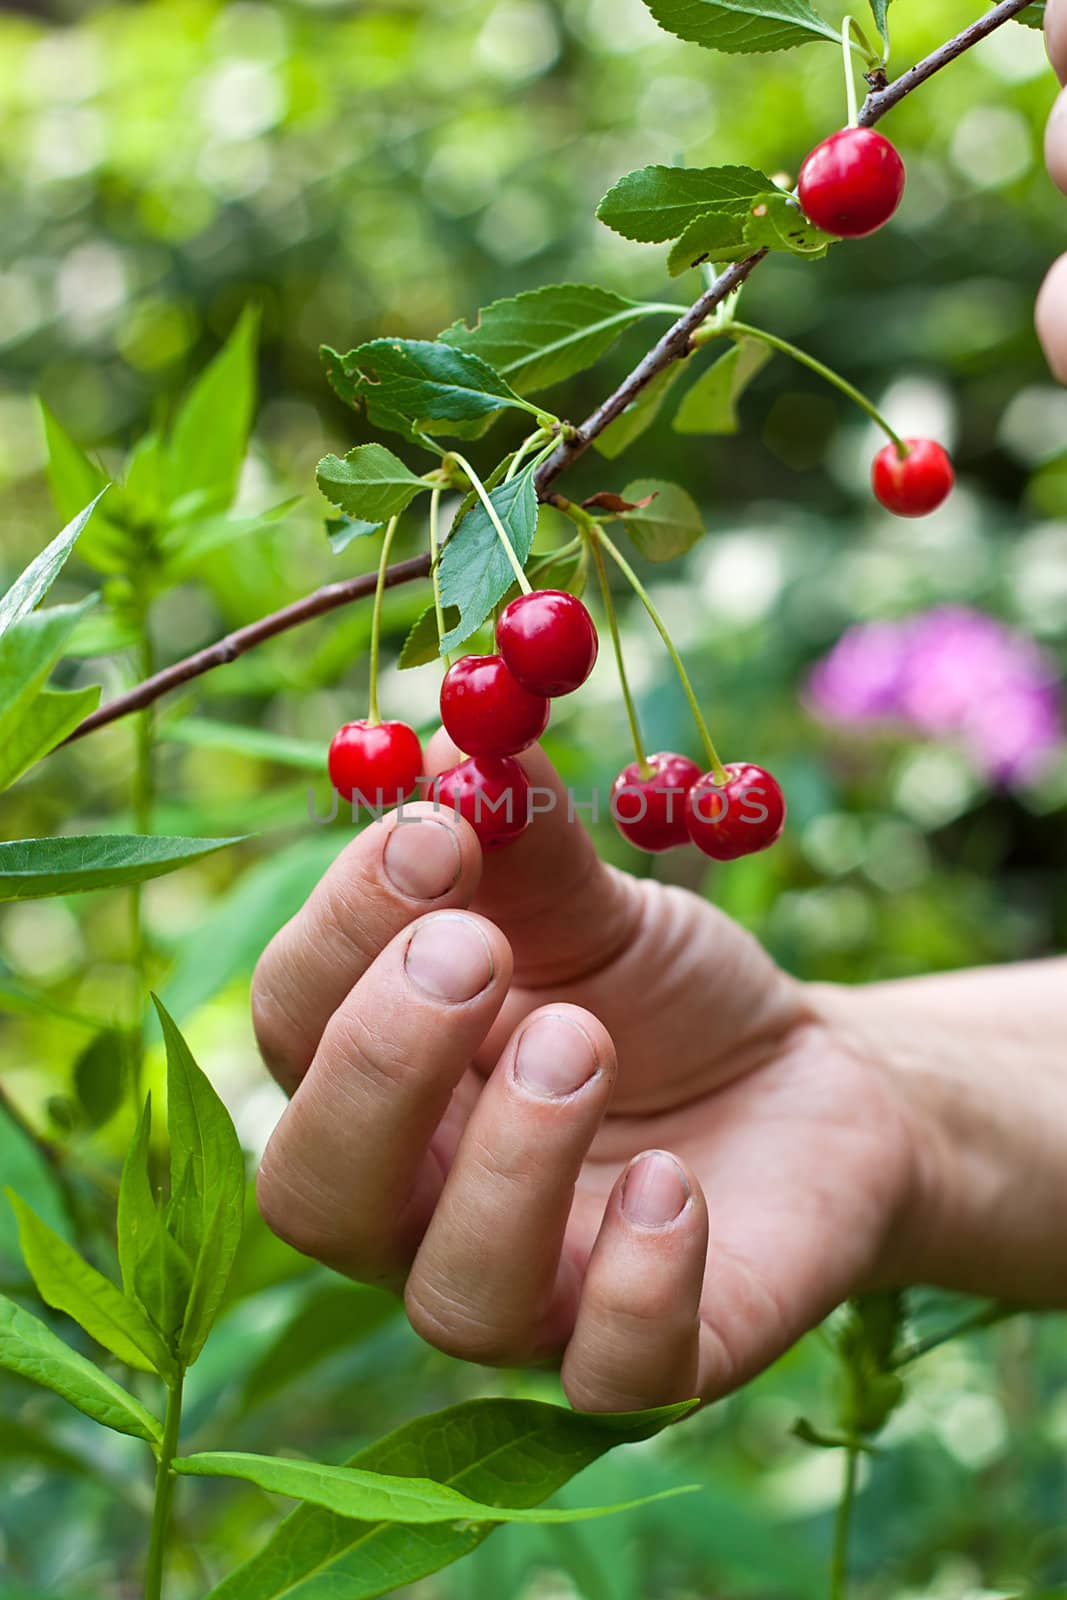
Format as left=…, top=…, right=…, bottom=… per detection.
left=1048, top=0, right=1067, bottom=85
left=1036, top=252, right=1067, bottom=382
left=1046, top=87, right=1067, bottom=195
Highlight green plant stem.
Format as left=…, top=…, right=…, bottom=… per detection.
left=504, top=429, right=549, bottom=483
left=892, top=1302, right=1025, bottom=1368
left=129, top=600, right=155, bottom=1110
left=842, top=17, right=860, bottom=125
left=447, top=451, right=532, bottom=593
left=595, top=526, right=728, bottom=784
left=427, top=488, right=453, bottom=668
left=721, top=321, right=907, bottom=453
left=588, top=531, right=650, bottom=778
left=830, top=1442, right=860, bottom=1600
left=367, top=516, right=400, bottom=725
left=144, top=1373, right=184, bottom=1600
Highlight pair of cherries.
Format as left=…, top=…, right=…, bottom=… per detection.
left=798, top=126, right=955, bottom=519
left=613, top=754, right=785, bottom=861
left=328, top=588, right=598, bottom=850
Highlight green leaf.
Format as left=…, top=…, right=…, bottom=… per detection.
left=0, top=834, right=241, bottom=903
left=744, top=190, right=835, bottom=255
left=204, top=1398, right=696, bottom=1600
left=596, top=163, right=771, bottom=243
left=0, top=493, right=106, bottom=646
left=326, top=516, right=383, bottom=553
left=0, top=1294, right=161, bottom=1445
left=673, top=338, right=772, bottom=434
left=176, top=1448, right=694, bottom=1525
left=322, top=340, right=531, bottom=435
left=0, top=684, right=101, bottom=794
left=667, top=211, right=753, bottom=275
left=155, top=997, right=245, bottom=1363
left=620, top=480, right=706, bottom=562
left=398, top=602, right=461, bottom=669
left=117, top=1098, right=159, bottom=1300
left=0, top=1103, right=71, bottom=1269
left=240, top=1282, right=398, bottom=1411
left=316, top=445, right=429, bottom=524
left=437, top=469, right=538, bottom=652
left=440, top=285, right=662, bottom=393
left=0, top=600, right=96, bottom=739
left=593, top=364, right=684, bottom=460
left=161, top=498, right=300, bottom=578
left=8, top=1192, right=173, bottom=1376
left=1016, top=1, right=1045, bottom=25
left=867, top=0, right=891, bottom=46
left=160, top=719, right=326, bottom=773
left=72, top=1028, right=126, bottom=1130
left=165, top=305, right=259, bottom=517
left=642, top=0, right=840, bottom=52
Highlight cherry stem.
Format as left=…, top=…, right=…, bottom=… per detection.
left=724, top=321, right=908, bottom=453
left=594, top=525, right=729, bottom=786
left=367, top=514, right=400, bottom=725
left=504, top=429, right=550, bottom=483
left=427, top=487, right=454, bottom=670
left=447, top=450, right=533, bottom=595
left=842, top=16, right=860, bottom=126
left=587, top=529, right=651, bottom=780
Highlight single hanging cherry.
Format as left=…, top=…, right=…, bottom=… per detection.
left=440, top=653, right=550, bottom=759
left=685, top=762, right=786, bottom=861
left=431, top=755, right=531, bottom=850
left=871, top=437, right=954, bottom=517
left=611, top=752, right=702, bottom=853
left=329, top=720, right=423, bottom=806
left=496, top=590, right=599, bottom=698
left=797, top=128, right=905, bottom=239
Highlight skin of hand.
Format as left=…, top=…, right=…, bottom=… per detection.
left=252, top=18, right=1067, bottom=1412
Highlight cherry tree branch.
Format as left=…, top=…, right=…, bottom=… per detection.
left=64, top=0, right=1036, bottom=746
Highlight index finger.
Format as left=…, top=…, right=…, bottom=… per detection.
left=1048, top=0, right=1067, bottom=84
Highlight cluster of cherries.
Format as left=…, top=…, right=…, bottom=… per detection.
left=328, top=589, right=786, bottom=859
left=328, top=122, right=957, bottom=860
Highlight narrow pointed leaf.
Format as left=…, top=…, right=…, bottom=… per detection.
left=621, top=480, right=706, bottom=562
left=0, top=600, right=97, bottom=745
left=398, top=602, right=461, bottom=669
left=593, top=364, right=683, bottom=460
left=8, top=1192, right=173, bottom=1375
left=204, top=1397, right=696, bottom=1600
left=0, top=684, right=101, bottom=793
left=868, top=0, right=891, bottom=45
left=0, top=493, right=106, bottom=645
left=0, top=834, right=242, bottom=903
left=166, top=305, right=259, bottom=516
left=597, top=164, right=771, bottom=243
left=316, top=445, right=429, bottom=523
left=73, top=1027, right=126, bottom=1130
left=0, top=1294, right=162, bottom=1445
left=642, top=0, right=841, bottom=53
left=437, top=468, right=538, bottom=651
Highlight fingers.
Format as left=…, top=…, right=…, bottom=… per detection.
left=405, top=1005, right=617, bottom=1365
left=423, top=730, right=641, bottom=987
left=252, top=803, right=483, bottom=1091
left=256, top=909, right=512, bottom=1283
left=561, top=1152, right=708, bottom=1412
left=1049, top=0, right=1067, bottom=85
left=1036, top=253, right=1067, bottom=383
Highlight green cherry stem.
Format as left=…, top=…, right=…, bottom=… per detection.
left=724, top=321, right=908, bottom=454
left=594, top=525, right=729, bottom=786
left=367, top=514, right=400, bottom=725
left=587, top=530, right=651, bottom=780
left=842, top=15, right=860, bottom=126
left=830, top=1440, right=860, bottom=1600
left=426, top=486, right=454, bottom=668
left=447, top=450, right=532, bottom=594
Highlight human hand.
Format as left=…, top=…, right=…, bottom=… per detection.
left=1035, top=0, right=1067, bottom=369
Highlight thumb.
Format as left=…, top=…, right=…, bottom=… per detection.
left=422, top=729, right=641, bottom=987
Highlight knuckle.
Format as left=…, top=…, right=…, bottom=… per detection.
left=404, top=1275, right=523, bottom=1367
left=324, top=1004, right=415, bottom=1100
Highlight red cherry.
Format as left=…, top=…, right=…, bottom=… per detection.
left=685, top=763, right=786, bottom=861
left=440, top=653, right=550, bottom=758
left=328, top=719, right=423, bottom=808
left=871, top=437, right=954, bottom=517
left=430, top=755, right=530, bottom=850
left=797, top=128, right=905, bottom=239
left=610, top=752, right=702, bottom=853
left=496, top=590, right=599, bottom=698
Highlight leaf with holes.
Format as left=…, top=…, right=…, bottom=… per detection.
left=316, top=445, right=429, bottom=524
left=667, top=211, right=753, bottom=276
left=743, top=191, right=835, bottom=256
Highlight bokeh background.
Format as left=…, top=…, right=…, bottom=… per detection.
left=2, top=1, right=1067, bottom=1595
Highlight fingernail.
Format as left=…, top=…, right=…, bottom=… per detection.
left=405, top=915, right=494, bottom=1002
left=514, top=1014, right=597, bottom=1098
left=384, top=818, right=461, bottom=900
left=621, top=1151, right=689, bottom=1229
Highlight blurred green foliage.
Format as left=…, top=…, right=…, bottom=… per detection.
left=2, top=0, right=1067, bottom=1595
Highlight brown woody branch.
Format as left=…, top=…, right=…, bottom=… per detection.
left=64, top=0, right=1035, bottom=746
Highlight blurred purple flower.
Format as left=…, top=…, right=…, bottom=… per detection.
left=808, top=606, right=1063, bottom=786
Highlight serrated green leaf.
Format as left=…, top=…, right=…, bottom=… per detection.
left=744, top=191, right=834, bottom=256
left=438, top=469, right=538, bottom=651
left=398, top=602, right=462, bottom=669
left=440, top=284, right=664, bottom=393
left=204, top=1398, right=696, bottom=1600
left=155, top=997, right=245, bottom=1363
left=620, top=479, right=706, bottom=562
left=642, top=0, right=840, bottom=52
left=176, top=1448, right=694, bottom=1524
left=165, top=305, right=259, bottom=517
left=0, top=1293, right=162, bottom=1445
left=597, top=164, right=771, bottom=243
left=8, top=1192, right=173, bottom=1376
left=0, top=683, right=101, bottom=794
left=316, top=444, right=429, bottom=524
left=326, top=516, right=383, bottom=553
left=667, top=211, right=753, bottom=275
left=0, top=493, right=106, bottom=646
left=0, top=834, right=241, bottom=903
left=72, top=1028, right=126, bottom=1130
left=673, top=338, right=772, bottom=434
left=593, top=364, right=684, bottom=460
left=321, top=340, right=533, bottom=435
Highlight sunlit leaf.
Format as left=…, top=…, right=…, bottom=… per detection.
left=165, top=305, right=259, bottom=517
left=0, top=834, right=241, bottom=903
left=597, top=164, right=771, bottom=243
left=0, top=493, right=106, bottom=646
left=642, top=0, right=840, bottom=52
